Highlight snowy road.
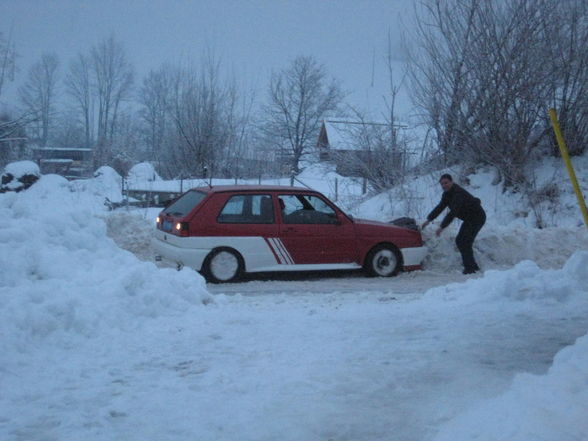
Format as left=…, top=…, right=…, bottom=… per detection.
left=206, top=269, right=476, bottom=297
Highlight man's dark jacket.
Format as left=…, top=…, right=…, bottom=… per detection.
left=427, top=184, right=484, bottom=229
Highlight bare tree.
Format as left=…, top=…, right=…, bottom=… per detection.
left=222, top=83, right=258, bottom=180
left=90, top=35, right=134, bottom=165
left=544, top=0, right=588, bottom=156
left=410, top=0, right=558, bottom=188
left=262, top=56, right=343, bottom=174
left=18, top=54, right=59, bottom=146
left=110, top=110, right=144, bottom=175
left=383, top=31, right=409, bottom=148
left=0, top=31, right=16, bottom=101
left=0, top=113, right=27, bottom=166
left=139, top=65, right=174, bottom=165
left=340, top=35, right=411, bottom=193
left=0, top=32, right=20, bottom=162
left=409, top=0, right=483, bottom=161
left=341, top=113, right=410, bottom=193
left=64, top=53, right=94, bottom=148
left=138, top=54, right=253, bottom=179
left=51, top=109, right=87, bottom=148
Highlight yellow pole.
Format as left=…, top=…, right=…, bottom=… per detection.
left=548, top=108, right=588, bottom=229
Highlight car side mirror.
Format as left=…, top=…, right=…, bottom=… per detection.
left=333, top=213, right=348, bottom=225
left=327, top=212, right=342, bottom=225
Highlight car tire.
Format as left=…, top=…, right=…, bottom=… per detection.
left=202, top=248, right=244, bottom=283
left=364, top=244, right=401, bottom=277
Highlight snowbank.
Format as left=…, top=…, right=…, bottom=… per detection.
left=426, top=251, right=588, bottom=441
left=0, top=174, right=211, bottom=351
left=432, top=335, right=588, bottom=441
left=69, top=165, right=125, bottom=204
left=421, top=224, right=588, bottom=272
left=3, top=160, right=40, bottom=179
left=127, top=162, right=161, bottom=182
left=1, top=160, right=40, bottom=192
left=93, top=165, right=122, bottom=184
left=423, top=250, right=588, bottom=306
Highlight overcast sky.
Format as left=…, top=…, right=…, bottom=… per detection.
left=1, top=0, right=414, bottom=116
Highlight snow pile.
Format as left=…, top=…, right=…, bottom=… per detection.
left=433, top=335, right=588, bottom=441
left=93, top=165, right=122, bottom=189
left=421, top=224, right=588, bottom=272
left=69, top=165, right=125, bottom=204
left=425, top=251, right=588, bottom=441
left=1, top=160, right=40, bottom=192
left=3, top=160, right=40, bottom=179
left=0, top=174, right=211, bottom=351
left=424, top=250, right=588, bottom=305
left=127, top=161, right=161, bottom=182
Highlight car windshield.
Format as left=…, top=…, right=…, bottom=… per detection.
left=162, top=190, right=206, bottom=217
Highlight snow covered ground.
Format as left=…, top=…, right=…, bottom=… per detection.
left=1, top=160, right=588, bottom=441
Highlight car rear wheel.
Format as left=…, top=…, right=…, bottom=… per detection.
left=364, top=244, right=401, bottom=277
left=202, top=248, right=244, bottom=283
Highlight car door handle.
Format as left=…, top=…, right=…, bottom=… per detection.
left=283, top=227, right=297, bottom=233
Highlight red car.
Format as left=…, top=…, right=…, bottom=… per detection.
left=152, top=185, right=427, bottom=283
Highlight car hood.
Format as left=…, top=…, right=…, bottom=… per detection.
left=354, top=218, right=393, bottom=227
left=353, top=217, right=417, bottom=235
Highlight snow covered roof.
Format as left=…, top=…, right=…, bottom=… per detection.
left=40, top=159, right=74, bottom=164
left=31, top=146, right=93, bottom=152
left=320, top=120, right=409, bottom=151
left=3, top=160, right=40, bottom=178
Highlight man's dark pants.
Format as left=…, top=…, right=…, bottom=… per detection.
left=455, top=209, right=486, bottom=271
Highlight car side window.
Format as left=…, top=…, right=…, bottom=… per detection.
left=217, top=194, right=274, bottom=224
left=280, top=194, right=304, bottom=216
left=279, top=194, right=338, bottom=224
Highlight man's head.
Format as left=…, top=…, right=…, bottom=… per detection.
left=439, top=174, right=454, bottom=192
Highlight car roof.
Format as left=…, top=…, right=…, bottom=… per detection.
left=190, top=185, right=318, bottom=194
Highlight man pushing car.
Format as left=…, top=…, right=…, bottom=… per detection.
left=422, top=174, right=486, bottom=274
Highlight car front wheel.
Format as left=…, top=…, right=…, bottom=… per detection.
left=202, top=248, right=244, bottom=283
left=364, top=244, right=401, bottom=277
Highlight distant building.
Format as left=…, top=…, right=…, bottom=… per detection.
left=317, top=120, right=408, bottom=176
left=32, top=146, right=93, bottom=179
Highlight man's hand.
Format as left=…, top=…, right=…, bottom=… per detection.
left=435, top=227, right=444, bottom=237
left=421, top=220, right=431, bottom=230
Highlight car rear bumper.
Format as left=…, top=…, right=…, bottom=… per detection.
left=401, top=246, right=428, bottom=268
left=152, top=234, right=208, bottom=271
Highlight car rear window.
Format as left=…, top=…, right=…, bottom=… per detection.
left=162, top=190, right=206, bottom=217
